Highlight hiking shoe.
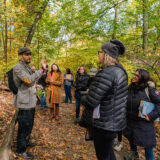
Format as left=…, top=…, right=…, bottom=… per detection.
left=114, top=142, right=123, bottom=151
left=27, top=142, right=36, bottom=147
left=17, top=152, right=34, bottom=159
left=74, top=118, right=79, bottom=124
left=123, top=151, right=139, bottom=160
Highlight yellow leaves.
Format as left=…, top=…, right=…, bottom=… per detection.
left=148, top=27, right=153, bottom=31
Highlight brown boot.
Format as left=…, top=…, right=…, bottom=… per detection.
left=55, top=106, right=59, bottom=120
left=49, top=108, right=54, bottom=119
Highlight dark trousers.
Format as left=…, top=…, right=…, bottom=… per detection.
left=76, top=98, right=80, bottom=118
left=64, top=85, right=72, bottom=103
left=93, top=128, right=117, bottom=160
left=17, top=108, right=35, bottom=153
left=117, top=131, right=122, bottom=142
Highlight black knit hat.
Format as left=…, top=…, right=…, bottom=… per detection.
left=101, top=39, right=125, bottom=59
left=18, top=47, right=31, bottom=55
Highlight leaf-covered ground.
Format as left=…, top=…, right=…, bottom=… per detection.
left=0, top=90, right=160, bottom=160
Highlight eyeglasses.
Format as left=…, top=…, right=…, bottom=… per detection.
left=98, top=51, right=103, bottom=55
left=132, top=73, right=140, bottom=78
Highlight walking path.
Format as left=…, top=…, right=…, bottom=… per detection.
left=0, top=90, right=158, bottom=160
left=10, top=94, right=123, bottom=160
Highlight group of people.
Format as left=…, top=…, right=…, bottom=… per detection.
left=12, top=39, right=160, bottom=160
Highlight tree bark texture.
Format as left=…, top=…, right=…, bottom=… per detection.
left=143, top=0, right=148, bottom=53
left=4, top=0, right=8, bottom=64
left=24, top=0, right=49, bottom=47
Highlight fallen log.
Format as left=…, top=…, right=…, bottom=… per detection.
left=0, top=109, right=18, bottom=160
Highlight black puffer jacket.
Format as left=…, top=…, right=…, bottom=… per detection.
left=82, top=65, right=128, bottom=131
left=74, top=72, right=90, bottom=99
left=125, top=81, right=160, bottom=148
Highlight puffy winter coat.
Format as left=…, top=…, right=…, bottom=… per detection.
left=81, top=65, right=128, bottom=132
left=125, top=81, right=160, bottom=148
left=74, top=72, right=90, bottom=99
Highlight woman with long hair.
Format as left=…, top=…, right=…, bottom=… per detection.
left=64, top=68, right=73, bottom=103
left=46, top=63, right=63, bottom=120
left=125, top=69, right=160, bottom=160
left=81, top=40, right=128, bottom=160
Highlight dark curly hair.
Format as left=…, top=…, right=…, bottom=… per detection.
left=129, top=69, right=154, bottom=91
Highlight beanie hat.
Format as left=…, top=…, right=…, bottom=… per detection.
left=101, top=39, right=125, bottom=59
left=18, top=47, right=31, bottom=55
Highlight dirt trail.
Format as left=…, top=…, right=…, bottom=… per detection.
left=9, top=93, right=122, bottom=160
left=2, top=90, right=159, bottom=160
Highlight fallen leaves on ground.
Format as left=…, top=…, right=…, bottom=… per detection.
left=0, top=90, right=160, bottom=160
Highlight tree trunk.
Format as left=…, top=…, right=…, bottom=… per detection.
left=143, top=0, right=148, bottom=54
left=24, top=0, right=49, bottom=47
left=4, top=0, right=8, bottom=65
left=112, top=4, right=118, bottom=39
left=37, top=25, right=40, bottom=69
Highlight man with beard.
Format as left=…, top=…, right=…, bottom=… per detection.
left=13, top=47, right=46, bottom=159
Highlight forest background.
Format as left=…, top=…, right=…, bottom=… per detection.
left=0, top=0, right=160, bottom=85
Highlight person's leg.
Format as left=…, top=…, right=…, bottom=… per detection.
left=49, top=106, right=54, bottom=119
left=55, top=103, right=59, bottom=120
left=40, top=95, right=43, bottom=109
left=64, top=85, right=68, bottom=103
left=26, top=108, right=35, bottom=145
left=67, top=85, right=72, bottom=103
left=114, top=131, right=123, bottom=151
left=44, top=96, right=47, bottom=108
left=74, top=98, right=80, bottom=124
left=145, top=148, right=154, bottom=160
left=118, top=131, right=122, bottom=142
left=40, top=94, right=45, bottom=109
left=128, top=136, right=139, bottom=159
left=17, top=110, right=34, bottom=154
left=42, top=91, right=47, bottom=109
left=93, top=128, right=116, bottom=160
left=76, top=98, right=80, bottom=118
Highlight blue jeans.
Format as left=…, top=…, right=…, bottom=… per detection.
left=129, top=139, right=154, bottom=160
left=76, top=98, right=80, bottom=118
left=64, top=85, right=72, bottom=103
left=40, top=93, right=46, bottom=109
left=145, top=148, right=154, bottom=160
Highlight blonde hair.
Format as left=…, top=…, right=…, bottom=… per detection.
left=102, top=53, right=119, bottom=68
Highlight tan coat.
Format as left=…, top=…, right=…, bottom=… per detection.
left=46, top=72, right=63, bottom=107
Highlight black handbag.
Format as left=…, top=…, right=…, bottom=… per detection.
left=85, top=128, right=93, bottom=141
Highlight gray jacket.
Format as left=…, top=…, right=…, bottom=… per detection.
left=13, top=61, right=43, bottom=109
left=64, top=74, right=73, bottom=86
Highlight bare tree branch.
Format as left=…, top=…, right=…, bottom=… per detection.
left=138, top=58, right=160, bottom=80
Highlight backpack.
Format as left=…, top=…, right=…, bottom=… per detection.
left=6, top=68, right=18, bottom=95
